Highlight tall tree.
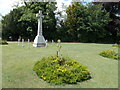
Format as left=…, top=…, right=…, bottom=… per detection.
left=103, top=2, right=120, bottom=43
left=19, top=2, right=57, bottom=41
left=93, top=2, right=120, bottom=43
left=65, top=2, right=87, bottom=41
left=2, top=2, right=57, bottom=41
left=65, top=2, right=111, bottom=42
left=2, top=7, right=24, bottom=40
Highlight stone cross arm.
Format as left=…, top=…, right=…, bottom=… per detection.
left=36, top=10, right=44, bottom=18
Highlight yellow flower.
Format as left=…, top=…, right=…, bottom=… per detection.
left=41, top=75, right=44, bottom=78
left=52, top=60, right=57, bottom=63
left=57, top=39, right=61, bottom=43
left=61, top=69, right=67, bottom=72
left=43, top=77, right=46, bottom=80
left=57, top=68, right=67, bottom=72
left=57, top=68, right=61, bottom=71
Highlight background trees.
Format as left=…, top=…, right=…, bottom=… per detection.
left=1, top=2, right=119, bottom=43
left=103, top=2, right=120, bottom=43
left=20, top=2, right=57, bottom=41
left=2, top=2, right=57, bottom=41
left=2, top=7, right=24, bottom=40
left=93, top=2, right=120, bottom=43
left=65, top=2, right=111, bottom=43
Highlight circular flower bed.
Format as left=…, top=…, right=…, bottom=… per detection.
left=33, top=55, right=91, bottom=84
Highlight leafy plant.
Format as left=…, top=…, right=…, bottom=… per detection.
left=33, top=55, right=91, bottom=85
left=99, top=49, right=118, bottom=60
left=112, top=44, right=120, bottom=47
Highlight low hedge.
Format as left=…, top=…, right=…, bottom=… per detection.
left=112, top=44, right=120, bottom=47
left=99, top=49, right=118, bottom=60
left=33, top=55, right=91, bottom=84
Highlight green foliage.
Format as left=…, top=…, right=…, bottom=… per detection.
left=99, top=49, right=118, bottom=60
left=20, top=2, right=57, bottom=40
left=2, top=2, right=57, bottom=41
left=2, top=7, right=24, bottom=40
left=2, top=1, right=118, bottom=43
left=65, top=2, right=111, bottom=42
left=33, top=55, right=91, bottom=85
left=91, top=2, right=120, bottom=43
left=0, top=21, right=2, bottom=38
left=112, top=44, right=120, bottom=47
left=0, top=40, right=8, bottom=45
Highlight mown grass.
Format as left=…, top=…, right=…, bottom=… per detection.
left=2, top=42, right=118, bottom=88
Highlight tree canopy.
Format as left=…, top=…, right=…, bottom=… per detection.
left=2, top=2, right=57, bottom=41
left=1, top=2, right=119, bottom=43
left=64, top=2, right=111, bottom=42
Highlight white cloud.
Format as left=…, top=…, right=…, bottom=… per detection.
left=0, top=0, right=72, bottom=17
left=0, top=0, right=94, bottom=17
left=56, top=0, right=71, bottom=11
left=0, top=0, right=21, bottom=16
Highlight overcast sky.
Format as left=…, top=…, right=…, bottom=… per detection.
left=0, top=0, right=92, bottom=17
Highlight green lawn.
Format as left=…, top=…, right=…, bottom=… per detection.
left=2, top=42, right=118, bottom=88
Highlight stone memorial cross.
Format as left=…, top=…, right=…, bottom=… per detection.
left=33, top=10, right=46, bottom=47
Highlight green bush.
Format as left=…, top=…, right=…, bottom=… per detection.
left=0, top=40, right=8, bottom=45
left=33, top=55, right=91, bottom=84
left=112, top=44, right=120, bottom=47
left=99, top=49, right=118, bottom=60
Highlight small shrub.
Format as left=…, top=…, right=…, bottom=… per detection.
left=0, top=40, right=8, bottom=45
left=112, top=44, right=120, bottom=47
left=99, top=49, right=118, bottom=60
left=33, top=55, right=91, bottom=85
